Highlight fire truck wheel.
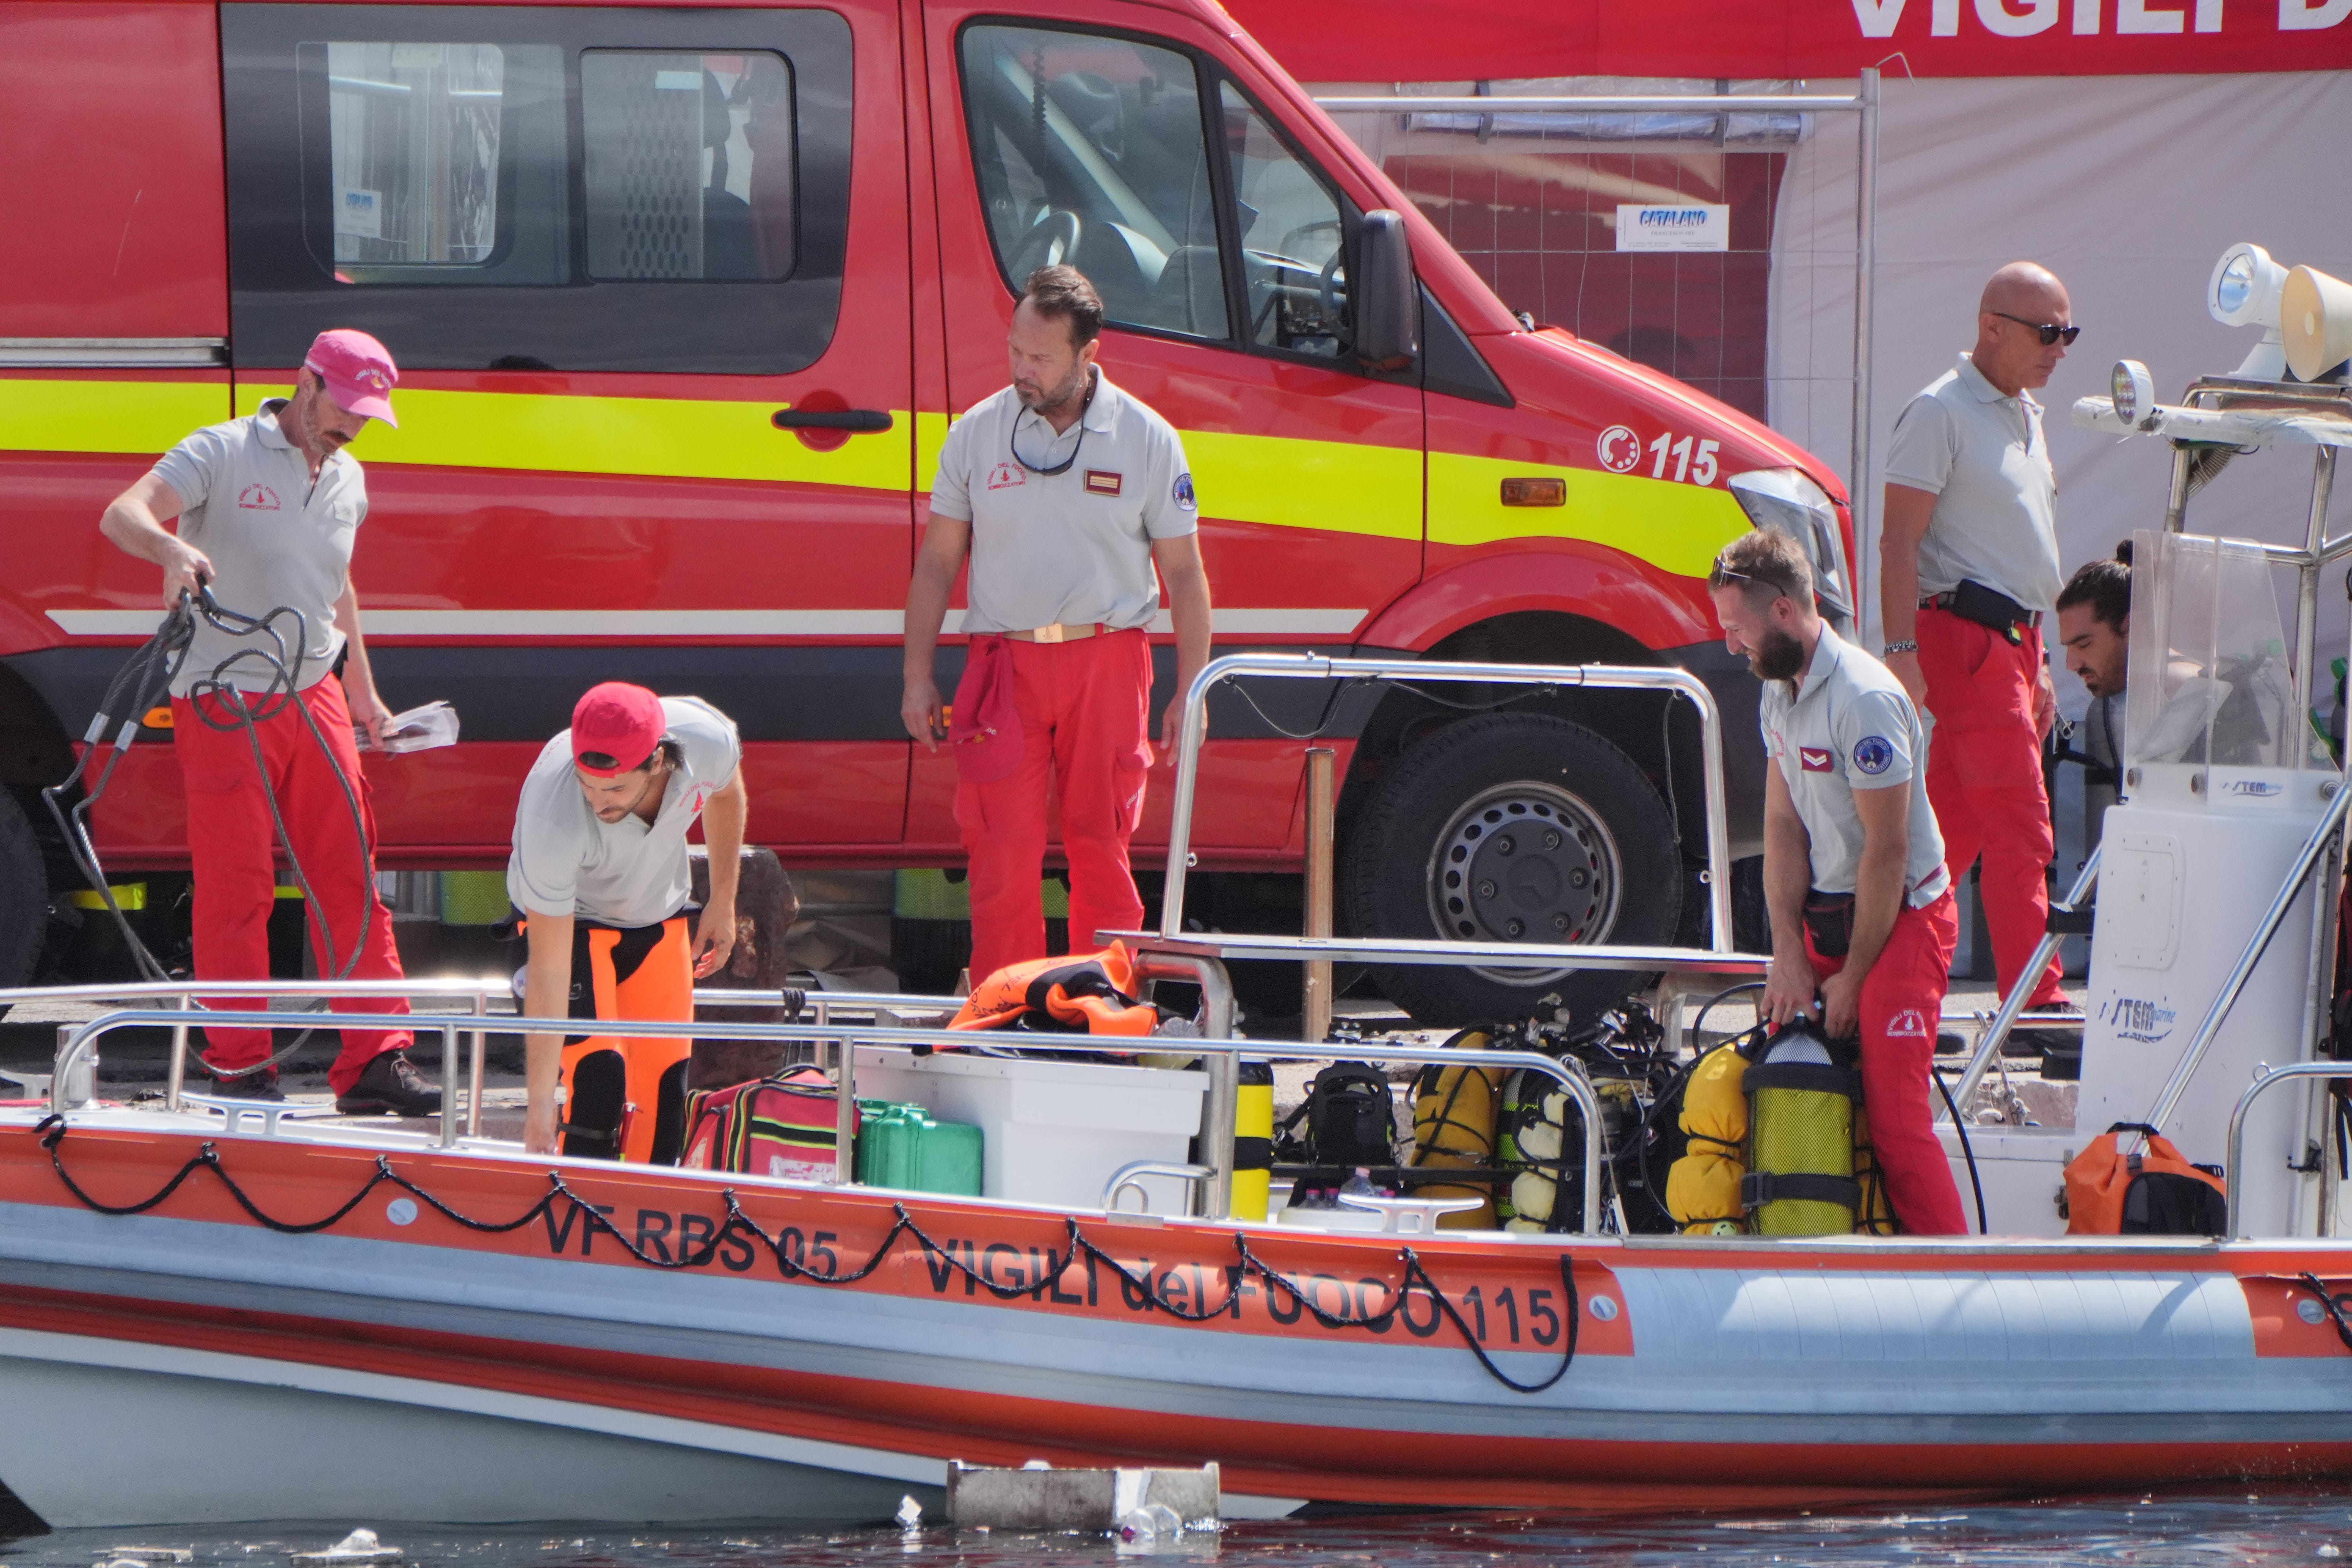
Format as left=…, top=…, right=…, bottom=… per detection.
left=0, top=790, right=48, bottom=996
left=1341, top=713, right=1682, bottom=1027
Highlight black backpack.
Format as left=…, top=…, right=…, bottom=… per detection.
left=1276, top=1062, right=1397, bottom=1168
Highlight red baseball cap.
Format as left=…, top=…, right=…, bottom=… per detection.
left=304, top=328, right=399, bottom=428
left=571, top=682, right=667, bottom=777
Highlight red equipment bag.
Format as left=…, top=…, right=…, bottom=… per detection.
left=680, top=1066, right=857, bottom=1181
left=948, top=940, right=1162, bottom=1037
left=2063, top=1122, right=2228, bottom=1235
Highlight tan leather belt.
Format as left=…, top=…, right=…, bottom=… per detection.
left=1004, top=621, right=1106, bottom=643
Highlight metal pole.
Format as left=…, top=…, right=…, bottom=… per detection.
left=1302, top=746, right=1336, bottom=1042
left=1942, top=847, right=2098, bottom=1119
left=1133, top=951, right=1238, bottom=1219
left=1851, top=67, right=1880, bottom=645
left=2164, top=444, right=2194, bottom=534
left=1310, top=93, right=1869, bottom=114
left=835, top=1034, right=858, bottom=1186
left=2295, top=449, right=2339, bottom=725
left=437, top=1024, right=459, bottom=1149
left=2147, top=780, right=2352, bottom=1132
left=165, top=990, right=189, bottom=1113
left=466, top=994, right=487, bottom=1140
left=2225, top=1060, right=2352, bottom=1238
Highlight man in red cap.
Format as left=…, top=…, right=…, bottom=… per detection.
left=98, top=328, right=437, bottom=1113
left=509, top=684, right=746, bottom=1161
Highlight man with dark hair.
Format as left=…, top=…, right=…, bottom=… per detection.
left=2056, top=545, right=2131, bottom=852
left=1710, top=527, right=1967, bottom=1234
left=510, top=682, right=746, bottom=1161
left=902, top=265, right=1212, bottom=984
left=1880, top=261, right=2076, bottom=1022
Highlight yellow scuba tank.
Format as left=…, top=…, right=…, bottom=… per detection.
left=1408, top=1027, right=1500, bottom=1228
left=1666, top=1036, right=1751, bottom=1234
left=1232, top=1062, right=1273, bottom=1222
left=1741, top=1021, right=1861, bottom=1236
left=1850, top=1102, right=1898, bottom=1236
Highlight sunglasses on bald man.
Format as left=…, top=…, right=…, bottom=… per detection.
left=1992, top=310, right=2080, bottom=347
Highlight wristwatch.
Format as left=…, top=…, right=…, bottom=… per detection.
left=1883, top=639, right=1919, bottom=656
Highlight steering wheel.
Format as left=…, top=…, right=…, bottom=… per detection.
left=1009, top=210, right=1083, bottom=281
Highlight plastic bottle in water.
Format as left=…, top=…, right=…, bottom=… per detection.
left=1117, top=1503, right=1182, bottom=1543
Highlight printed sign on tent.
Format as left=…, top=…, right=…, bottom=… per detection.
left=1615, top=204, right=1730, bottom=253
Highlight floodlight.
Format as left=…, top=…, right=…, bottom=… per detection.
left=2111, top=359, right=2154, bottom=426
left=2281, top=265, right=2352, bottom=382
left=2209, top=243, right=2290, bottom=379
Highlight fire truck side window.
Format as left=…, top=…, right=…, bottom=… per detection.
left=1219, top=83, right=1349, bottom=360
left=959, top=25, right=1230, bottom=342
left=222, top=6, right=851, bottom=374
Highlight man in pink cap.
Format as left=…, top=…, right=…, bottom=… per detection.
left=508, top=683, right=746, bottom=1161
left=98, top=328, right=438, bottom=1114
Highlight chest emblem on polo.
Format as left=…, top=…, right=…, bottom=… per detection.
left=237, top=483, right=283, bottom=512
left=1799, top=746, right=1834, bottom=772
left=1852, top=735, right=1894, bottom=775
left=1084, top=470, right=1123, bottom=497
left=985, top=461, right=1025, bottom=492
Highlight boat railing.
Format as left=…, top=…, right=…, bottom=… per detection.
left=2226, top=1060, right=2352, bottom=1239
left=1107, top=652, right=1771, bottom=980
left=42, top=1007, right=1608, bottom=1234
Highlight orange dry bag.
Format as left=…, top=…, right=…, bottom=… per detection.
left=2063, top=1122, right=2228, bottom=1236
left=948, top=941, right=1163, bottom=1038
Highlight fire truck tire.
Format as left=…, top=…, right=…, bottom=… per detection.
left=1342, top=713, right=1682, bottom=1027
left=0, top=789, right=47, bottom=996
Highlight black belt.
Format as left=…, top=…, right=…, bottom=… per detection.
left=1922, top=580, right=2040, bottom=645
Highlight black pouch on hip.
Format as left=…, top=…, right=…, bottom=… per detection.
left=1802, top=890, right=1856, bottom=958
left=1947, top=579, right=2032, bottom=644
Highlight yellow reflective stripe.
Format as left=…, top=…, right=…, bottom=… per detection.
left=0, top=378, right=229, bottom=456
left=1428, top=452, right=1750, bottom=579
left=1183, top=430, right=1420, bottom=542
left=233, top=384, right=913, bottom=492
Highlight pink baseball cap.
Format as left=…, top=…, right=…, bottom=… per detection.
left=304, top=328, right=399, bottom=427
left=571, top=682, right=667, bottom=777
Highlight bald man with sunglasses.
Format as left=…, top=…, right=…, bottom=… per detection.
left=1879, top=261, right=2077, bottom=1029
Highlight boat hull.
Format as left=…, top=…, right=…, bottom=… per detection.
left=7, top=1114, right=2352, bottom=1525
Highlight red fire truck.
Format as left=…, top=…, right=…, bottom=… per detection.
left=0, top=0, right=1852, bottom=1022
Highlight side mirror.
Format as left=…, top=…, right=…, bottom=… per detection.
left=1354, top=209, right=1418, bottom=373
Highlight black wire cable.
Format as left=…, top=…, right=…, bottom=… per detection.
left=1932, top=1066, right=1989, bottom=1236
left=44, top=586, right=381, bottom=1078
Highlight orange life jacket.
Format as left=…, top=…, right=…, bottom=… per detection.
left=949, top=941, right=1161, bottom=1037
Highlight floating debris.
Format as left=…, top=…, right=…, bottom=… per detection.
left=291, top=1530, right=401, bottom=1565
left=104, top=1551, right=192, bottom=1564
left=895, top=1496, right=923, bottom=1531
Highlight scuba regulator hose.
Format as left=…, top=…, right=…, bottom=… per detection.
left=42, top=584, right=380, bottom=1078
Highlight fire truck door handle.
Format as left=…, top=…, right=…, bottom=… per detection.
left=771, top=409, right=894, bottom=432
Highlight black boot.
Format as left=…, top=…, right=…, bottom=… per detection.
left=336, top=1051, right=443, bottom=1116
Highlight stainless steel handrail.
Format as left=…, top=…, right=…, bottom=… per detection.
left=1941, top=847, right=2101, bottom=1120
left=45, top=1010, right=1609, bottom=1234
left=1312, top=94, right=1867, bottom=113
left=2147, top=781, right=2352, bottom=1132
left=2224, top=1060, right=2352, bottom=1238
left=1101, top=1161, right=1214, bottom=1213
left=1155, top=652, right=1744, bottom=958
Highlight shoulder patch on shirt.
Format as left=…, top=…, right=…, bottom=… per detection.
left=1084, top=469, right=1123, bottom=496
left=986, top=461, right=1025, bottom=491
left=237, top=483, right=282, bottom=512
left=1173, top=471, right=1197, bottom=510
left=1799, top=746, right=1834, bottom=773
left=1852, top=735, right=1894, bottom=775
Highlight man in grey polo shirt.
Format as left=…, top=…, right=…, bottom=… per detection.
left=1711, top=527, right=1967, bottom=1235
left=901, top=265, right=1212, bottom=984
left=1880, top=261, right=2076, bottom=1024
left=97, top=328, right=437, bottom=1116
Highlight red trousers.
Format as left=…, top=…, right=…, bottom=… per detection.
left=1916, top=608, right=2065, bottom=1010
left=1804, top=891, right=1969, bottom=1236
left=172, top=673, right=409, bottom=1095
left=955, top=629, right=1152, bottom=985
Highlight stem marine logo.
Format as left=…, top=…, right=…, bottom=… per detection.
left=2102, top=993, right=2178, bottom=1044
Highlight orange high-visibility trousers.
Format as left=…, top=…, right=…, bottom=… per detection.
left=555, top=915, right=693, bottom=1164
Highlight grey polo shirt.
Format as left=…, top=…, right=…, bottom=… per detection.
left=929, top=370, right=1196, bottom=634
left=1760, top=628, right=1949, bottom=907
left=508, top=697, right=742, bottom=929
left=1884, top=352, right=2063, bottom=615
left=150, top=401, right=365, bottom=695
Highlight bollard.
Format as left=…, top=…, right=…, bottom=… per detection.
left=1302, top=746, right=1336, bottom=1042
